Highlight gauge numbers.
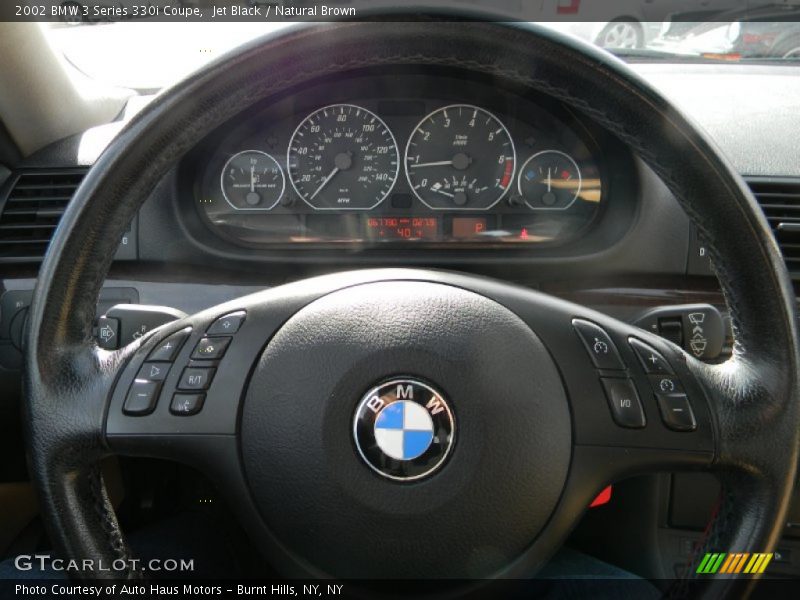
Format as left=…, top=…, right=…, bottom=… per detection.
left=405, top=105, right=516, bottom=210
left=287, top=104, right=399, bottom=210
left=221, top=150, right=285, bottom=210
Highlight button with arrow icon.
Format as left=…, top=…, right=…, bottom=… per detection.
left=96, top=317, right=120, bottom=350
left=207, top=311, right=246, bottom=335
left=136, top=362, right=171, bottom=382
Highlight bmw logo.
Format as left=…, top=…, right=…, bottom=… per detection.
left=353, top=378, right=455, bottom=481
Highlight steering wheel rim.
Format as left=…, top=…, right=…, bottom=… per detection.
left=24, top=19, right=799, bottom=594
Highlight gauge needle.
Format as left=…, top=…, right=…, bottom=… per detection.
left=547, top=168, right=552, bottom=193
left=432, top=188, right=455, bottom=198
left=410, top=160, right=454, bottom=169
left=310, top=167, right=340, bottom=200
left=250, top=165, right=256, bottom=193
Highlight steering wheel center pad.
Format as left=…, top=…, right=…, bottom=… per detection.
left=242, top=281, right=570, bottom=577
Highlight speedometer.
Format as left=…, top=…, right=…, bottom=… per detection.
left=287, top=104, right=399, bottom=210
left=405, top=105, right=516, bottom=210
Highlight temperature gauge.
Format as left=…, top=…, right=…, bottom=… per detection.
left=518, top=150, right=582, bottom=210
left=221, top=150, right=285, bottom=210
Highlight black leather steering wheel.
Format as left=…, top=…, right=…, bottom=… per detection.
left=24, top=19, right=800, bottom=596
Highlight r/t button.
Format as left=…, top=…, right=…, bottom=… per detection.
left=178, top=367, right=216, bottom=391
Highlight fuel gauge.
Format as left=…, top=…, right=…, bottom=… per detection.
left=518, top=150, right=581, bottom=210
left=221, top=150, right=285, bottom=210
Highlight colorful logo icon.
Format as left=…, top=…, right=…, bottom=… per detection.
left=696, top=552, right=773, bottom=575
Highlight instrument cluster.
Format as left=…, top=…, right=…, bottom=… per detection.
left=194, top=74, right=606, bottom=248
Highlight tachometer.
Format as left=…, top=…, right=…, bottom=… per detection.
left=287, top=104, right=399, bottom=210
left=405, top=105, right=516, bottom=210
left=221, top=150, right=285, bottom=210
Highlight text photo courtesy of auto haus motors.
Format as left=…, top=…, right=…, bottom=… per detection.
left=1, top=0, right=800, bottom=599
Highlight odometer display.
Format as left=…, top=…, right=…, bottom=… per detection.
left=366, top=216, right=439, bottom=240
left=288, top=104, right=399, bottom=210
left=405, top=105, right=516, bottom=210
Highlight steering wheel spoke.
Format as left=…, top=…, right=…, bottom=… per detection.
left=453, top=278, right=717, bottom=497
left=105, top=318, right=239, bottom=460
left=562, top=321, right=719, bottom=475
left=104, top=285, right=323, bottom=465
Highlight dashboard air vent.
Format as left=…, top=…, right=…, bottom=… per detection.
left=748, top=178, right=800, bottom=275
left=0, top=170, right=87, bottom=261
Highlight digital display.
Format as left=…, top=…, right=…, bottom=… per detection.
left=366, top=217, right=439, bottom=240
left=452, top=217, right=488, bottom=239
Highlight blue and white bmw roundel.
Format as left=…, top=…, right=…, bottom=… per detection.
left=353, top=378, right=455, bottom=481
left=373, top=400, right=435, bottom=460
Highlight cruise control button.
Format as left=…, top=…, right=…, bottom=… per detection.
left=207, top=311, right=246, bottom=335
left=123, top=380, right=161, bottom=416
left=629, top=338, right=674, bottom=374
left=170, top=393, right=206, bottom=416
left=650, top=374, right=684, bottom=395
left=178, top=367, right=215, bottom=391
left=656, top=393, right=697, bottom=431
left=573, top=319, right=625, bottom=370
left=147, top=328, right=191, bottom=362
left=601, top=378, right=646, bottom=428
left=136, top=362, right=171, bottom=381
left=192, top=337, right=232, bottom=360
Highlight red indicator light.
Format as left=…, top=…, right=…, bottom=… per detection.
left=500, top=160, right=514, bottom=188
left=520, top=227, right=529, bottom=240
left=589, top=485, right=612, bottom=508
left=557, top=0, right=581, bottom=15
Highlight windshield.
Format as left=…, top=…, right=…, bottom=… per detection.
left=41, top=3, right=800, bottom=91
left=45, top=22, right=282, bottom=90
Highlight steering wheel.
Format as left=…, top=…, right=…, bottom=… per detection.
left=24, top=19, right=799, bottom=596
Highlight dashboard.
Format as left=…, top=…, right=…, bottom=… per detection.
left=190, top=71, right=621, bottom=251
left=3, top=58, right=800, bottom=581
